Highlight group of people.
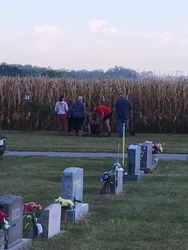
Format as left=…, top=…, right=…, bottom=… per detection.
left=54, top=93, right=132, bottom=138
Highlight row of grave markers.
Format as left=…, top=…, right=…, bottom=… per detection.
left=124, top=141, right=156, bottom=181
left=0, top=141, right=155, bottom=249
left=101, top=141, right=158, bottom=195
left=0, top=167, right=89, bottom=250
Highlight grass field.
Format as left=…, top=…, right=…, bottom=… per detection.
left=1, top=130, right=188, bottom=153
left=1, top=155, right=188, bottom=250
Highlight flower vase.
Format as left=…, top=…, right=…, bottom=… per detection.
left=99, top=181, right=111, bottom=195
left=152, top=153, right=159, bottom=167
left=61, top=207, right=68, bottom=222
left=32, top=224, right=38, bottom=238
left=0, top=229, right=5, bottom=250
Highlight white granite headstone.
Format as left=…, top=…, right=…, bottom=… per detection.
left=37, top=203, right=61, bottom=239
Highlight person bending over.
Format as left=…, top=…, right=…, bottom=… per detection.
left=93, top=105, right=112, bottom=136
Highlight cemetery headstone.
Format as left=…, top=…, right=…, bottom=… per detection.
left=37, top=203, right=61, bottom=239
left=123, top=145, right=144, bottom=181
left=0, top=194, right=32, bottom=250
left=110, top=168, right=124, bottom=194
left=140, top=141, right=153, bottom=173
left=0, top=139, right=5, bottom=157
left=61, top=167, right=89, bottom=221
left=99, top=163, right=123, bottom=195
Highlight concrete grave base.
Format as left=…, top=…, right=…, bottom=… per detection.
left=7, top=238, right=32, bottom=250
left=140, top=165, right=156, bottom=173
left=67, top=203, right=89, bottom=221
left=123, top=171, right=144, bottom=181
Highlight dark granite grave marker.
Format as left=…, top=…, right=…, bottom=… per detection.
left=0, top=194, right=32, bottom=249
left=140, top=141, right=153, bottom=173
left=124, top=145, right=144, bottom=181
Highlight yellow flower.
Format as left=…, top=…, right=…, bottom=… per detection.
left=55, top=197, right=74, bottom=207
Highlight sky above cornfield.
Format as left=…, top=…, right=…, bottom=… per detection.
left=1, top=0, right=188, bottom=75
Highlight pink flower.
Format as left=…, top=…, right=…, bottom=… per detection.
left=23, top=202, right=42, bottom=213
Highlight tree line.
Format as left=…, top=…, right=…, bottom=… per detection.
left=0, top=63, right=137, bottom=79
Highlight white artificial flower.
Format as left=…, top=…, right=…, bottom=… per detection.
left=4, top=219, right=10, bottom=229
left=117, top=167, right=124, bottom=171
left=36, top=223, right=43, bottom=235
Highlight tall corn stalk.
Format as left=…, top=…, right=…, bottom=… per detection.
left=0, top=76, right=188, bottom=133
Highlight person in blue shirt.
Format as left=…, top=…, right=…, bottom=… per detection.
left=69, top=96, right=86, bottom=136
left=114, top=93, right=132, bottom=137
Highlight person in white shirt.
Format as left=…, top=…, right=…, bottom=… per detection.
left=54, top=95, right=69, bottom=136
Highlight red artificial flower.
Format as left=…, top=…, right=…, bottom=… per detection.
left=0, top=210, right=7, bottom=222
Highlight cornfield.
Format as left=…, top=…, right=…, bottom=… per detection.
left=0, top=76, right=188, bottom=133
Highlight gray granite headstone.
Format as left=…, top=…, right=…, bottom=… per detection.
left=61, top=167, right=83, bottom=206
left=110, top=169, right=123, bottom=194
left=0, top=194, right=32, bottom=249
left=123, top=145, right=144, bottom=181
left=140, top=141, right=153, bottom=173
left=37, top=203, right=61, bottom=239
left=61, top=167, right=89, bottom=221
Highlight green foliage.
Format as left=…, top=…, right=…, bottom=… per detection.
left=0, top=63, right=22, bottom=76
left=24, top=101, right=56, bottom=130
left=0, top=62, right=138, bottom=79
left=28, top=101, right=55, bottom=118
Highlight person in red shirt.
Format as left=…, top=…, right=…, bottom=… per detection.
left=93, top=105, right=112, bottom=136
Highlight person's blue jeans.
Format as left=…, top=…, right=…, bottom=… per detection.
left=116, top=118, right=128, bottom=137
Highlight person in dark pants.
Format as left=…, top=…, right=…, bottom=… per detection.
left=67, top=109, right=73, bottom=133
left=69, top=96, right=86, bottom=136
left=114, top=93, right=132, bottom=137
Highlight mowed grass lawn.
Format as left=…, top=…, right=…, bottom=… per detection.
left=1, top=156, right=188, bottom=250
left=1, top=130, right=188, bottom=153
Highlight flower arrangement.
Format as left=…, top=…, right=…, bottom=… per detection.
left=23, top=202, right=43, bottom=237
left=23, top=202, right=42, bottom=213
left=0, top=210, right=10, bottom=230
left=139, top=141, right=164, bottom=154
left=151, top=141, right=163, bottom=154
left=0, top=134, right=7, bottom=142
left=100, top=162, right=123, bottom=184
left=100, top=171, right=113, bottom=184
left=112, top=162, right=124, bottom=172
left=55, top=197, right=74, bottom=207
